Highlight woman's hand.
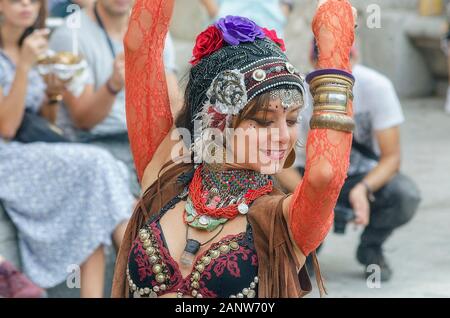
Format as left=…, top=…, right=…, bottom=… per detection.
left=18, top=29, right=50, bottom=69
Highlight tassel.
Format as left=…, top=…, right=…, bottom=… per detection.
left=180, top=239, right=201, bottom=267
left=311, top=251, right=327, bottom=297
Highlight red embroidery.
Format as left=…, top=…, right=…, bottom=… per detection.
left=128, top=221, right=258, bottom=298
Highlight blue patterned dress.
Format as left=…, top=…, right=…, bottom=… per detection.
left=0, top=50, right=134, bottom=288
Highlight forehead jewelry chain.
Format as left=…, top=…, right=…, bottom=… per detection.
left=270, top=89, right=304, bottom=109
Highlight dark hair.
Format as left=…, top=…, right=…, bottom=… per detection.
left=0, top=0, right=47, bottom=48
left=233, top=92, right=271, bottom=128
left=175, top=72, right=196, bottom=141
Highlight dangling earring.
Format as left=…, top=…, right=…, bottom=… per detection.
left=206, top=143, right=227, bottom=172
left=283, top=149, right=296, bottom=169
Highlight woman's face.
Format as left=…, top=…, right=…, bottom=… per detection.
left=228, top=95, right=301, bottom=175
left=0, top=0, right=41, bottom=29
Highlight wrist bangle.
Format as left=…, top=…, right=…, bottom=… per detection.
left=361, top=180, right=376, bottom=203
left=310, top=113, right=355, bottom=132
left=106, top=79, right=121, bottom=95
left=306, top=69, right=355, bottom=132
left=306, top=68, right=355, bottom=84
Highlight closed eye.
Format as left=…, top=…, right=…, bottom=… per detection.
left=251, top=118, right=274, bottom=127
left=287, top=119, right=300, bottom=127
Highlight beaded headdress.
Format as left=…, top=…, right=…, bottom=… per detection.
left=185, top=16, right=306, bottom=162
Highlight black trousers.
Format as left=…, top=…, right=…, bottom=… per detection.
left=297, top=168, right=421, bottom=247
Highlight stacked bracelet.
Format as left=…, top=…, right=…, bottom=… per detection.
left=306, top=69, right=355, bottom=133
left=310, top=113, right=355, bottom=132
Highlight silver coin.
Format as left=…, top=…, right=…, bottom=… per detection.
left=199, top=215, right=210, bottom=225
left=238, top=203, right=249, bottom=215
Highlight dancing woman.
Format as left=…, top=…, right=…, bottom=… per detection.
left=112, top=0, right=356, bottom=298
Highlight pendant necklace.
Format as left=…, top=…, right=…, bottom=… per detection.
left=180, top=222, right=225, bottom=267
left=184, top=164, right=272, bottom=232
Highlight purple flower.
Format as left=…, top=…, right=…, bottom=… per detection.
left=215, top=16, right=265, bottom=46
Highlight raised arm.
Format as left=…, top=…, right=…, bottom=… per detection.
left=286, top=0, right=355, bottom=257
left=124, top=0, right=175, bottom=180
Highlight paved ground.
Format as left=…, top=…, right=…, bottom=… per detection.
left=307, top=97, right=450, bottom=298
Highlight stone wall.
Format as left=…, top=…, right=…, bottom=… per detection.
left=170, top=0, right=446, bottom=98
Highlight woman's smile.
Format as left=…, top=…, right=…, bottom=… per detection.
left=260, top=148, right=287, bottom=161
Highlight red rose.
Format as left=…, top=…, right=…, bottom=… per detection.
left=262, top=28, right=286, bottom=52
left=190, top=26, right=224, bottom=65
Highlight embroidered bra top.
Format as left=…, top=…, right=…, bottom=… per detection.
left=126, top=192, right=259, bottom=298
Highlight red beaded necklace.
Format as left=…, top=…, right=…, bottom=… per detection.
left=179, top=165, right=273, bottom=267
left=187, top=165, right=273, bottom=220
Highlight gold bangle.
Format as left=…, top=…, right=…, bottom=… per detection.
left=310, top=76, right=354, bottom=110
left=311, top=73, right=355, bottom=84
left=314, top=93, right=348, bottom=105
left=308, top=73, right=355, bottom=129
left=315, top=86, right=350, bottom=94
left=314, top=86, right=354, bottom=101
left=313, top=105, right=348, bottom=113
left=309, top=74, right=354, bottom=91
left=310, top=113, right=355, bottom=132
left=310, top=79, right=353, bottom=92
left=314, top=85, right=349, bottom=93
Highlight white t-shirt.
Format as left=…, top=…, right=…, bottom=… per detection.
left=295, top=64, right=404, bottom=176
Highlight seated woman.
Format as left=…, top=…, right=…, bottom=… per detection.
left=0, top=0, right=134, bottom=297
left=112, top=0, right=356, bottom=298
